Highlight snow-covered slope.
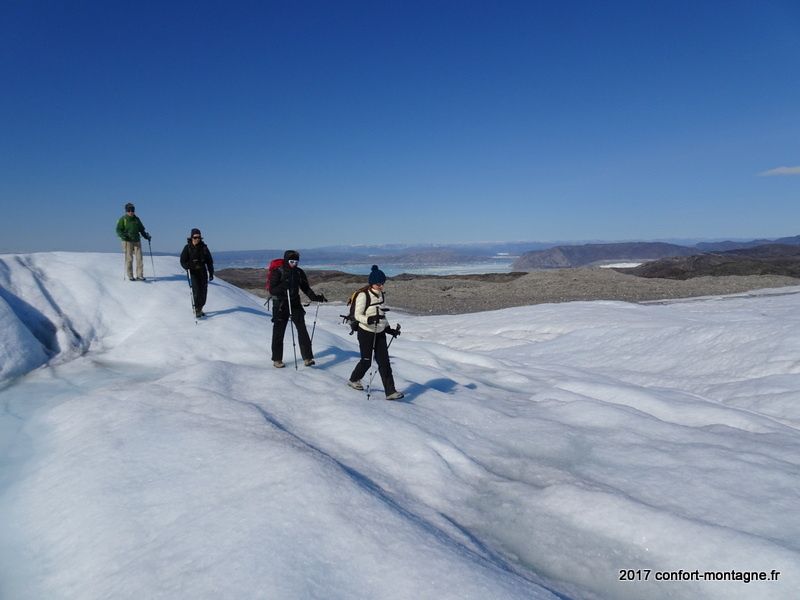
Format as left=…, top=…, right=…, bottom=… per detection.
left=1, top=252, right=799, bottom=599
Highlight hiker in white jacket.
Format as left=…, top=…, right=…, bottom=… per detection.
left=347, top=265, right=404, bottom=400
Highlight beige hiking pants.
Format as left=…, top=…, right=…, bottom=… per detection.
left=122, top=240, right=144, bottom=279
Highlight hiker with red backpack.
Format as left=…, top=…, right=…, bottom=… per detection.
left=268, top=250, right=327, bottom=368
left=347, top=265, right=404, bottom=400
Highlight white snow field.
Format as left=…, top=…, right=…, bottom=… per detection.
left=1, top=252, right=799, bottom=599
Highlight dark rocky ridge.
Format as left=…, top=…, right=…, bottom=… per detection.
left=616, top=244, right=800, bottom=280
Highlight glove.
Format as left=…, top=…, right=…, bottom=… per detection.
left=209, top=274, right=214, bottom=281
left=315, top=293, right=328, bottom=303
left=367, top=314, right=384, bottom=325
left=385, top=327, right=400, bottom=338
left=143, top=232, right=151, bottom=241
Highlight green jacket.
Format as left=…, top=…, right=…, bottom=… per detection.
left=116, top=214, right=148, bottom=242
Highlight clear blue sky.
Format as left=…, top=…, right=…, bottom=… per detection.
left=2, top=0, right=798, bottom=253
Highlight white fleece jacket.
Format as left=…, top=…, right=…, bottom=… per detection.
left=354, top=287, right=389, bottom=333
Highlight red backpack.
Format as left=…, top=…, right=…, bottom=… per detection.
left=265, top=258, right=284, bottom=307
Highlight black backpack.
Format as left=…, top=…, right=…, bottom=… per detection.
left=341, top=286, right=372, bottom=334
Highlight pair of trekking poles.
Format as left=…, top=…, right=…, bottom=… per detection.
left=284, top=289, right=321, bottom=370
left=365, top=316, right=400, bottom=400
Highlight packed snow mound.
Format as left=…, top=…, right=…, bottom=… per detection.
left=0, top=252, right=288, bottom=380
left=2, top=252, right=800, bottom=599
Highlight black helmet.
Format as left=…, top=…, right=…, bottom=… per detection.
left=124, top=202, right=135, bottom=212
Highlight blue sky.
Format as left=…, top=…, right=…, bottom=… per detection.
left=1, top=0, right=798, bottom=253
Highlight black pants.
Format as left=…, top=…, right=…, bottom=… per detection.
left=272, top=314, right=313, bottom=362
left=189, top=269, right=208, bottom=312
left=349, top=329, right=396, bottom=395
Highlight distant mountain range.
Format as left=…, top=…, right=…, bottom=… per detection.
left=695, top=235, right=800, bottom=252
left=511, top=242, right=696, bottom=269
left=511, top=235, right=800, bottom=270
left=210, top=235, right=800, bottom=272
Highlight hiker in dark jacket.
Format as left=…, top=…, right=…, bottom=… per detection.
left=269, top=250, right=327, bottom=368
left=180, top=228, right=214, bottom=318
left=115, top=202, right=151, bottom=280
left=347, top=265, right=404, bottom=400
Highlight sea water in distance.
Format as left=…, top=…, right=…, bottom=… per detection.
left=302, top=261, right=515, bottom=277
left=213, top=252, right=517, bottom=276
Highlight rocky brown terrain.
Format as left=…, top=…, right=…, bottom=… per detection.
left=216, top=267, right=800, bottom=315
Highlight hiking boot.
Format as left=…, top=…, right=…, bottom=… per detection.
left=304, top=359, right=316, bottom=367
left=347, top=380, right=364, bottom=391
left=273, top=360, right=285, bottom=368
left=195, top=311, right=203, bottom=318
left=137, top=276, right=146, bottom=281
left=129, top=277, right=136, bottom=281
left=386, top=391, right=405, bottom=401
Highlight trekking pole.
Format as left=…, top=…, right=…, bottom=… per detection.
left=310, top=301, right=321, bottom=344
left=286, top=289, right=298, bottom=370
left=186, top=270, right=197, bottom=325
left=123, top=241, right=131, bottom=280
left=148, top=239, right=156, bottom=280
left=387, top=323, right=401, bottom=350
left=365, top=318, right=381, bottom=401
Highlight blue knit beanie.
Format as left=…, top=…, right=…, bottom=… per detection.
left=368, top=265, right=387, bottom=285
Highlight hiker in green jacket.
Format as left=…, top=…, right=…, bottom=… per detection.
left=115, top=202, right=151, bottom=281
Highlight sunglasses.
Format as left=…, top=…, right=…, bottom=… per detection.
left=287, top=259, right=298, bottom=265
left=192, top=235, right=201, bottom=239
